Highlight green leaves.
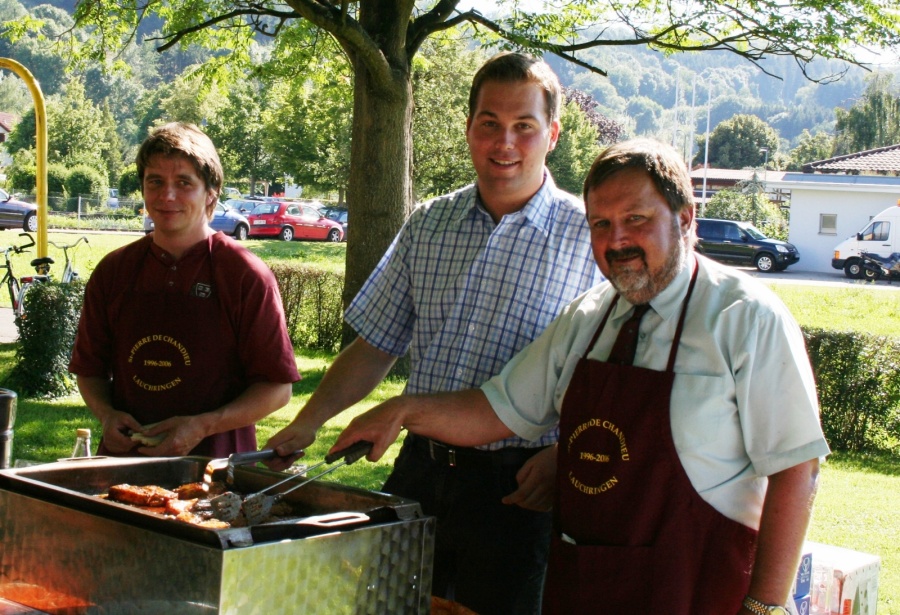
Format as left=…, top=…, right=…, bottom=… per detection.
left=4, top=281, right=85, bottom=399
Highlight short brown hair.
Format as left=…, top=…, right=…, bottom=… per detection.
left=136, top=122, right=224, bottom=199
left=583, top=138, right=695, bottom=215
left=468, top=52, right=561, bottom=124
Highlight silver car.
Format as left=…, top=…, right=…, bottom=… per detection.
left=0, top=188, right=38, bottom=232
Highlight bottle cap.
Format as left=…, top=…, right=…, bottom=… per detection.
left=76, top=428, right=91, bottom=438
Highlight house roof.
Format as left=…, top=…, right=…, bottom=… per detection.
left=767, top=171, right=900, bottom=193
left=689, top=167, right=785, bottom=183
left=802, top=143, right=900, bottom=175
left=0, top=112, right=16, bottom=133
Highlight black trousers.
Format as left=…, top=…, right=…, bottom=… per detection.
left=383, top=434, right=552, bottom=615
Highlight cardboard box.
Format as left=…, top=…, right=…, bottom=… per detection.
left=806, top=542, right=880, bottom=615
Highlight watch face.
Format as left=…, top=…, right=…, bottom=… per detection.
left=770, top=608, right=789, bottom=615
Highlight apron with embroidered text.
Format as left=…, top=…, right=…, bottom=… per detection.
left=543, top=263, right=758, bottom=614
left=99, top=239, right=255, bottom=457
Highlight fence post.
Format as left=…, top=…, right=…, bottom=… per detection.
left=78, top=196, right=82, bottom=221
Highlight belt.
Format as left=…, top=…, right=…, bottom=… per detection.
left=407, top=434, right=548, bottom=468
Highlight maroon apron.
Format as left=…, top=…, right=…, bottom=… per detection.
left=99, top=238, right=256, bottom=457
left=543, top=263, right=758, bottom=614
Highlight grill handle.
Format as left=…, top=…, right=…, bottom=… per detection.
left=324, top=440, right=373, bottom=465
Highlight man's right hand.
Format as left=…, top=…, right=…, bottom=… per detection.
left=99, top=409, right=144, bottom=454
left=262, top=416, right=318, bottom=471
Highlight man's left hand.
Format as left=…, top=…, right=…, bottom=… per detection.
left=502, top=444, right=557, bottom=512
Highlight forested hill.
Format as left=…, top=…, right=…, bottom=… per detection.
left=547, top=44, right=897, bottom=146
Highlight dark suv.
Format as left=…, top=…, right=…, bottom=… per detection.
left=695, top=218, right=800, bottom=272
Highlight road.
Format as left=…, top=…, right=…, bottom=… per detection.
left=740, top=267, right=900, bottom=291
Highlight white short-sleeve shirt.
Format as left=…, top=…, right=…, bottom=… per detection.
left=482, top=253, right=830, bottom=528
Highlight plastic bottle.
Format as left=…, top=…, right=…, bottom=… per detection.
left=72, top=428, right=92, bottom=458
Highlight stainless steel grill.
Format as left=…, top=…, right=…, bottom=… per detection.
left=0, top=456, right=435, bottom=614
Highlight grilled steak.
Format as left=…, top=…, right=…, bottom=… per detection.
left=107, top=484, right=177, bottom=507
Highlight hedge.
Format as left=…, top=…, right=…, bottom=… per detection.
left=804, top=328, right=900, bottom=452
left=268, top=261, right=344, bottom=353
left=4, top=281, right=84, bottom=398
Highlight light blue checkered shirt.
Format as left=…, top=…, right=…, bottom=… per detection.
left=345, top=173, right=603, bottom=449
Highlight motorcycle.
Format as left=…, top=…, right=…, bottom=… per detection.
left=858, top=251, right=900, bottom=283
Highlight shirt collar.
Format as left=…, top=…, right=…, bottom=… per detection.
left=459, top=169, right=561, bottom=235
left=148, top=234, right=212, bottom=264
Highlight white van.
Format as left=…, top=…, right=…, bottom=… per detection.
left=832, top=202, right=900, bottom=278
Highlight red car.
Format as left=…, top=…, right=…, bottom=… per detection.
left=247, top=201, right=344, bottom=242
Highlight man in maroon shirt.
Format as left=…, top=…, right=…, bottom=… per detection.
left=69, top=122, right=299, bottom=457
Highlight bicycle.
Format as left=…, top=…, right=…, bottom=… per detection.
left=49, top=236, right=89, bottom=284
left=14, top=235, right=91, bottom=317
left=1, top=233, right=54, bottom=317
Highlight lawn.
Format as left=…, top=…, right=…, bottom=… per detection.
left=1, top=231, right=899, bottom=611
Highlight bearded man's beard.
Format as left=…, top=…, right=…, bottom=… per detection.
left=605, top=218, right=688, bottom=305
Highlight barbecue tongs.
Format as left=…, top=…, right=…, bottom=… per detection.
left=210, top=440, right=373, bottom=524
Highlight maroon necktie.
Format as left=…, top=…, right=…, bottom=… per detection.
left=606, top=304, right=651, bottom=366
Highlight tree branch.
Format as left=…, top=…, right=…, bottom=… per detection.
left=457, top=10, right=608, bottom=76
left=153, top=7, right=298, bottom=52
left=407, top=0, right=460, bottom=57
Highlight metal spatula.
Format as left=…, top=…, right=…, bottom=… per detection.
left=241, top=440, right=373, bottom=525
left=209, top=448, right=303, bottom=522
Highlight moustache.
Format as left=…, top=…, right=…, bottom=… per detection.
left=605, top=246, right=646, bottom=263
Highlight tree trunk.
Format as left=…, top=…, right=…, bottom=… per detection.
left=341, top=4, right=415, bottom=347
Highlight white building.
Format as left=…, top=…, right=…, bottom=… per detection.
left=0, top=112, right=16, bottom=174
left=767, top=145, right=900, bottom=273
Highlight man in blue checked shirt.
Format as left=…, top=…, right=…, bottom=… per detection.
left=266, top=52, right=602, bottom=615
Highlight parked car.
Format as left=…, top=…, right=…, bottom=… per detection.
left=222, top=187, right=242, bottom=200
left=144, top=202, right=250, bottom=240
left=107, top=188, right=119, bottom=209
left=320, top=206, right=348, bottom=241
left=247, top=201, right=344, bottom=242
left=223, top=198, right=264, bottom=215
left=695, top=218, right=800, bottom=272
left=0, top=188, right=37, bottom=232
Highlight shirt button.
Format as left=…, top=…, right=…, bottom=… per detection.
left=168, top=281, right=174, bottom=286
left=468, top=324, right=476, bottom=333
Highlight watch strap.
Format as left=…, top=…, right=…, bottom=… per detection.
left=742, top=595, right=787, bottom=615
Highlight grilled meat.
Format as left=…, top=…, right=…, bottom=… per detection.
left=107, top=484, right=177, bottom=507
left=166, top=498, right=197, bottom=516
left=100, top=480, right=294, bottom=529
left=174, top=482, right=210, bottom=499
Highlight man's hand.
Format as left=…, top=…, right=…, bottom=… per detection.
left=134, top=415, right=207, bottom=456
left=502, top=444, right=557, bottom=512
left=329, top=397, right=409, bottom=462
left=98, top=409, right=143, bottom=454
left=263, top=416, right=318, bottom=471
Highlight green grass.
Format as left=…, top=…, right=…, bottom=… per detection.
left=769, top=285, right=900, bottom=336
left=2, top=234, right=899, bottom=609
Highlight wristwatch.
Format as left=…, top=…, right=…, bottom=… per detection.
left=742, top=596, right=789, bottom=615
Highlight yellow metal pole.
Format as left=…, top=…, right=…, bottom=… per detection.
left=0, top=58, right=48, bottom=258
